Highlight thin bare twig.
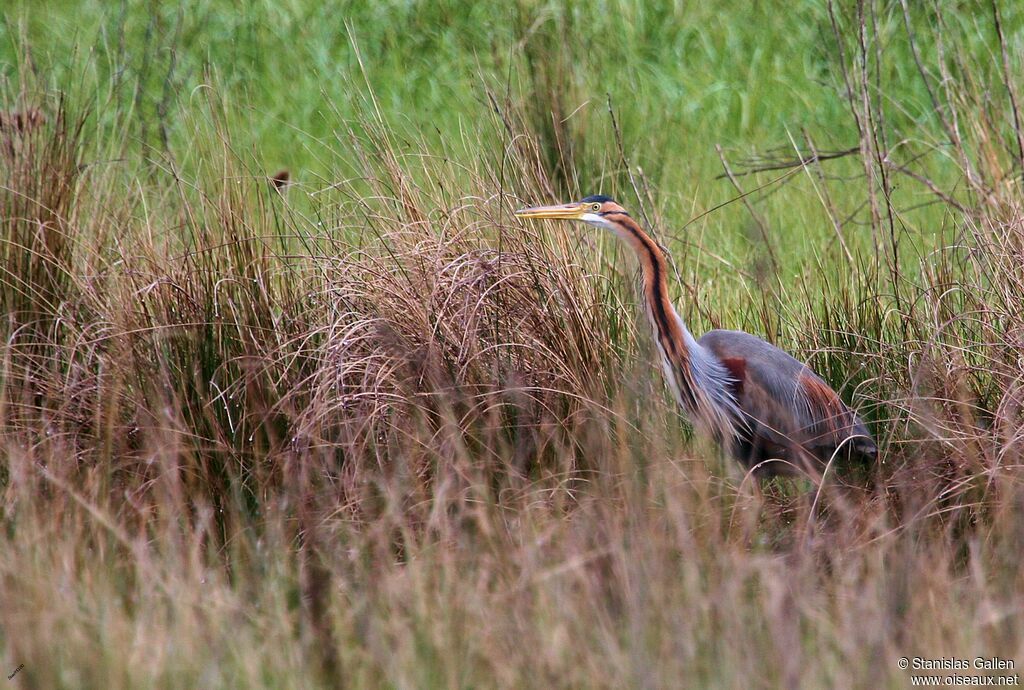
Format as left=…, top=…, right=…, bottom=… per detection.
left=715, top=144, right=780, bottom=278
left=991, top=0, right=1024, bottom=172
left=795, top=129, right=855, bottom=264
left=606, top=94, right=653, bottom=232
left=713, top=146, right=859, bottom=179
left=882, top=157, right=971, bottom=215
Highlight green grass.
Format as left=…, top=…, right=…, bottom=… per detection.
left=2, top=0, right=1024, bottom=687
left=10, top=0, right=1014, bottom=265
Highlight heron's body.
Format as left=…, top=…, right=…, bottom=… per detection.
left=515, top=195, right=877, bottom=477
left=698, top=329, right=873, bottom=474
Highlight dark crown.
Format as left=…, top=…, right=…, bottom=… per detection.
left=580, top=194, right=616, bottom=204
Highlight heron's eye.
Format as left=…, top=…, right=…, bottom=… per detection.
left=591, top=203, right=602, bottom=212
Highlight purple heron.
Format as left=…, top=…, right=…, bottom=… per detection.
left=515, top=195, right=877, bottom=477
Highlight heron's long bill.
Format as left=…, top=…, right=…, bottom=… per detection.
left=514, top=202, right=586, bottom=220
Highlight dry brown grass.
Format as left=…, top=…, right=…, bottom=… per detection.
left=2, top=8, right=1024, bottom=688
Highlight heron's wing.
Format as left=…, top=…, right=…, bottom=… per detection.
left=698, top=329, right=862, bottom=454
left=793, top=372, right=861, bottom=449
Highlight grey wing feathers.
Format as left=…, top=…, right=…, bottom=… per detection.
left=698, top=329, right=869, bottom=457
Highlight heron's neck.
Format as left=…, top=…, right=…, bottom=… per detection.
left=605, top=213, right=740, bottom=437
left=605, top=214, right=698, bottom=361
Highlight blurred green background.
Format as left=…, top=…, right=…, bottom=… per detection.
left=3, top=1, right=1021, bottom=281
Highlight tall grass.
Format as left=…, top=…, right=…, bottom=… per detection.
left=2, top=1, right=1024, bottom=688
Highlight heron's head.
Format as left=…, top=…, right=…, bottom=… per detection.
left=514, top=194, right=629, bottom=233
